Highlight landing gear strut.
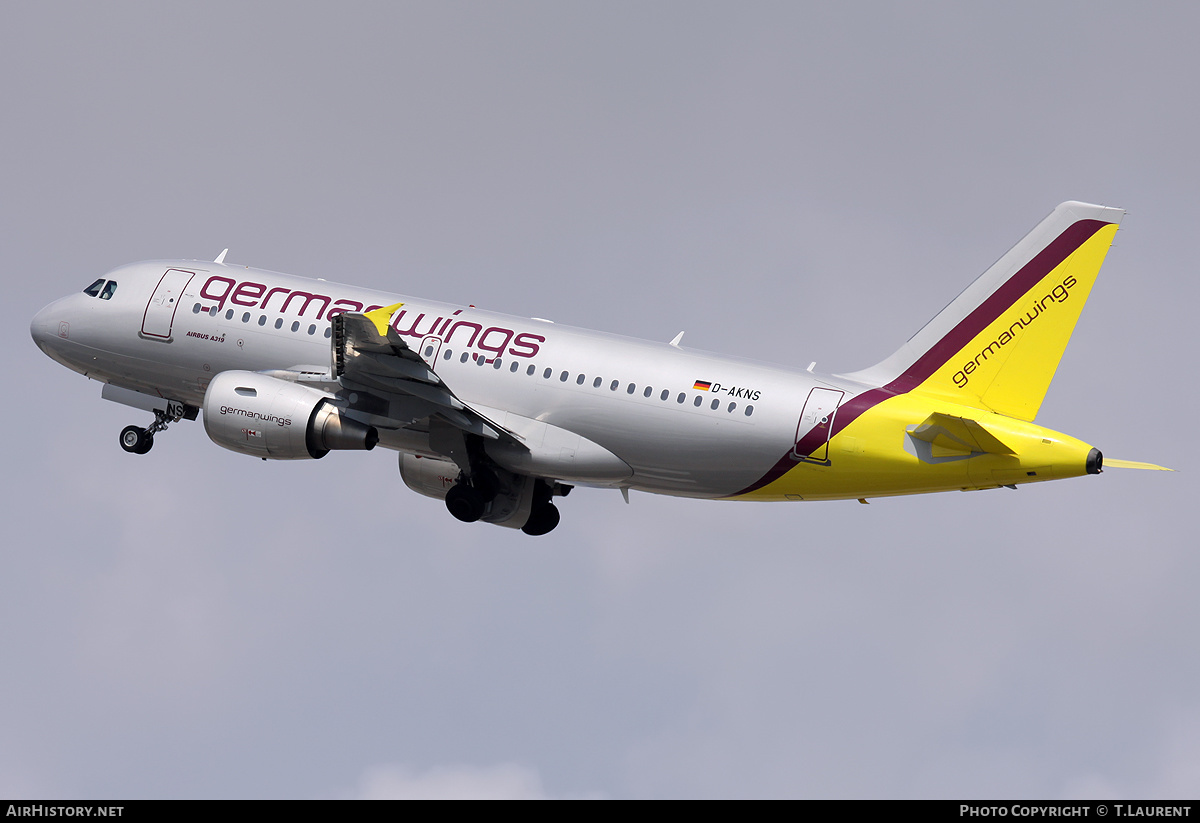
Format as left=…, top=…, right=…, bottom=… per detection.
left=118, top=408, right=176, bottom=455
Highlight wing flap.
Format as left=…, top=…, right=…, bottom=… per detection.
left=332, top=305, right=517, bottom=445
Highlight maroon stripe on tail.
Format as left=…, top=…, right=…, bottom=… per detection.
left=887, top=219, right=1108, bottom=393
left=726, top=218, right=1111, bottom=498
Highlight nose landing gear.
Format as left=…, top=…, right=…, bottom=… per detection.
left=118, top=407, right=179, bottom=455
left=119, top=425, right=153, bottom=454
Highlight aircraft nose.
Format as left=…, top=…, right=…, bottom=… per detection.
left=30, top=297, right=72, bottom=356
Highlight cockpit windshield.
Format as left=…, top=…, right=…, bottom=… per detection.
left=83, top=279, right=118, bottom=300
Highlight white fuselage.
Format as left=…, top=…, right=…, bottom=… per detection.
left=31, top=259, right=860, bottom=498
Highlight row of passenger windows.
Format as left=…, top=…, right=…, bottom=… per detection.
left=191, top=302, right=333, bottom=338
left=431, top=346, right=755, bottom=417
left=187, top=302, right=754, bottom=418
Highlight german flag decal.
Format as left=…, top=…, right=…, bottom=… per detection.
left=693, top=380, right=712, bottom=391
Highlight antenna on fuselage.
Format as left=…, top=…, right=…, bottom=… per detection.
left=214, top=249, right=229, bottom=264
left=669, top=331, right=685, bottom=348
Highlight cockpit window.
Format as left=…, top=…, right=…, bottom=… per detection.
left=83, top=278, right=105, bottom=297
left=99, top=280, right=117, bottom=300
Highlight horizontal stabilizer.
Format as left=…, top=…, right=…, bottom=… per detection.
left=908, top=412, right=1014, bottom=456
left=1104, top=458, right=1175, bottom=472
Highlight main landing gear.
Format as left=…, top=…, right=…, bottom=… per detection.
left=118, top=408, right=176, bottom=455
left=445, top=468, right=498, bottom=523
left=521, top=480, right=562, bottom=536
left=442, top=472, right=569, bottom=536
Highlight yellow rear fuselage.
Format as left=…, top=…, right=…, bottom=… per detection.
left=739, top=392, right=1096, bottom=501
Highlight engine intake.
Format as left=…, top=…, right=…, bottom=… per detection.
left=203, top=371, right=377, bottom=460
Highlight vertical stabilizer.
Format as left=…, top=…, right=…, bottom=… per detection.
left=844, top=201, right=1123, bottom=421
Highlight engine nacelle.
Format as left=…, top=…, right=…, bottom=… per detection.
left=203, top=371, right=378, bottom=460
left=398, top=453, right=460, bottom=500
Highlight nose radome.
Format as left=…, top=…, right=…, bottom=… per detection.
left=30, top=303, right=54, bottom=349
left=30, top=296, right=72, bottom=355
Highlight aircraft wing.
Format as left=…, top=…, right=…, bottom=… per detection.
left=331, top=303, right=515, bottom=442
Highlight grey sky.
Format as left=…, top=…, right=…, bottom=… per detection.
left=2, top=2, right=1195, bottom=798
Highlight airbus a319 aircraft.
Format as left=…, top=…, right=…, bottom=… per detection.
left=31, top=202, right=1168, bottom=535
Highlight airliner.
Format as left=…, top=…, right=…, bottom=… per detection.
left=30, top=201, right=1168, bottom=535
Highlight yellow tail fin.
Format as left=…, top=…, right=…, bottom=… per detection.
left=846, top=202, right=1123, bottom=421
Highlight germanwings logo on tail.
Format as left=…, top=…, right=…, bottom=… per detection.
left=951, top=273, right=1078, bottom=388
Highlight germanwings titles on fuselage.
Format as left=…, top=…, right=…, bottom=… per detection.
left=30, top=202, right=1169, bottom=535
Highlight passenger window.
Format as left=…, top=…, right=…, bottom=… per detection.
left=576, top=374, right=585, bottom=385
left=526, top=365, right=535, bottom=376
left=460, top=352, right=469, bottom=363
left=728, top=402, right=736, bottom=413
left=192, top=303, right=201, bottom=314
left=308, top=325, right=316, bottom=335
left=745, top=405, right=754, bottom=417
left=323, top=328, right=331, bottom=338
left=677, top=393, right=685, bottom=404
left=510, top=362, right=519, bottom=373
left=694, top=396, right=703, bottom=407
left=444, top=349, right=453, bottom=360
left=644, top=386, right=653, bottom=398
left=274, top=318, right=283, bottom=329
left=711, top=399, right=720, bottom=410
left=226, top=310, right=235, bottom=320
left=493, top=358, right=503, bottom=370
left=593, top=377, right=602, bottom=388
left=544, top=368, right=552, bottom=379
left=83, top=279, right=105, bottom=297
left=660, top=389, right=669, bottom=401
left=560, top=371, right=569, bottom=382
left=291, top=321, right=300, bottom=332
left=258, top=315, right=266, bottom=326
left=209, top=306, right=217, bottom=316
left=610, top=380, right=619, bottom=391
left=627, top=383, right=636, bottom=395
left=242, top=312, right=250, bottom=322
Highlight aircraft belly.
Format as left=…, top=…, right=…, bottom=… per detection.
left=508, top=395, right=792, bottom=497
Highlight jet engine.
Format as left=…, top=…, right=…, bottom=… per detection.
left=203, top=370, right=378, bottom=459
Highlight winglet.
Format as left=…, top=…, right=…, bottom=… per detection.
left=214, top=249, right=229, bottom=264
left=363, top=302, right=406, bottom=336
